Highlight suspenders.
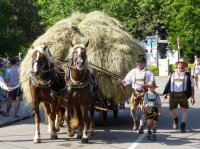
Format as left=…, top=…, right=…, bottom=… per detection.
left=133, top=69, right=147, bottom=87
left=172, top=72, right=186, bottom=92
left=147, top=92, right=158, bottom=107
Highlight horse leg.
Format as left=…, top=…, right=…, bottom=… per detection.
left=33, top=104, right=41, bottom=143
left=55, top=97, right=63, bottom=131
left=89, top=106, right=95, bottom=136
left=75, top=106, right=83, bottom=139
left=44, top=103, right=52, bottom=134
left=44, top=102, right=58, bottom=139
left=65, top=102, right=75, bottom=137
left=49, top=103, right=58, bottom=139
left=81, top=106, right=89, bottom=143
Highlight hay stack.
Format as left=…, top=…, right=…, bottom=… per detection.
left=20, top=11, right=144, bottom=102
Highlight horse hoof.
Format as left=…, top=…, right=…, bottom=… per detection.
left=56, top=128, right=60, bottom=132
left=51, top=134, right=58, bottom=140
left=77, top=135, right=82, bottom=139
left=68, top=131, right=75, bottom=137
left=33, top=139, right=41, bottom=143
left=81, top=138, right=88, bottom=143
left=68, top=133, right=75, bottom=137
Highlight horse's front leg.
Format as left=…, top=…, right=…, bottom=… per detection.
left=66, top=105, right=75, bottom=137
left=89, top=106, right=95, bottom=136
left=49, top=103, right=58, bottom=139
left=33, top=105, right=41, bottom=143
left=81, top=106, right=89, bottom=143
left=55, top=97, right=63, bottom=131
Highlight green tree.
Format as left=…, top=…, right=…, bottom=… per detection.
left=37, top=0, right=102, bottom=28
left=0, top=0, right=25, bottom=57
left=166, top=0, right=200, bottom=60
left=0, top=0, right=43, bottom=57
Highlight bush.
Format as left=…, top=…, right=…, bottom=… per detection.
left=148, top=63, right=193, bottom=76
left=147, top=66, right=159, bottom=76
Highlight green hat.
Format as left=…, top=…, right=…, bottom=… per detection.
left=136, top=55, right=146, bottom=62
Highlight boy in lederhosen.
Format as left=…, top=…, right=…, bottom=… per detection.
left=143, top=81, right=161, bottom=141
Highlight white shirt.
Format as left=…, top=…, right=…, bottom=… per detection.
left=123, top=67, right=155, bottom=91
left=170, top=70, right=195, bottom=92
left=194, top=65, right=200, bottom=74
left=0, top=75, right=6, bottom=89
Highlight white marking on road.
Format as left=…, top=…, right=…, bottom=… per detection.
left=128, top=134, right=146, bottom=149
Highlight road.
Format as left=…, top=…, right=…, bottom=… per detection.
left=0, top=76, right=199, bottom=149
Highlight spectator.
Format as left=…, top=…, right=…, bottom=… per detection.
left=191, top=58, right=200, bottom=89
left=3, top=57, right=22, bottom=117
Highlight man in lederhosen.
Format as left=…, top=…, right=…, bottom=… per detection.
left=163, top=58, right=195, bottom=132
left=118, top=55, right=155, bottom=134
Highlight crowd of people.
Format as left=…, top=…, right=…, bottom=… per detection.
left=118, top=54, right=196, bottom=141
left=0, top=55, right=22, bottom=118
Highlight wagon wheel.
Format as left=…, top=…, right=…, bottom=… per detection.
left=99, top=110, right=107, bottom=126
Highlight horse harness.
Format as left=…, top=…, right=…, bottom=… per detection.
left=30, top=68, right=66, bottom=97
left=132, top=68, right=148, bottom=92
left=65, top=59, right=93, bottom=89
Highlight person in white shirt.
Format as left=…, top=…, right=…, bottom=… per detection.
left=163, top=58, right=195, bottom=132
left=118, top=55, right=155, bottom=134
left=191, top=57, right=200, bottom=89
left=0, top=75, right=11, bottom=91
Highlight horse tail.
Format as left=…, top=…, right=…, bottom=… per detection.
left=71, top=107, right=79, bottom=128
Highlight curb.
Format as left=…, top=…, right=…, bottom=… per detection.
left=0, top=113, right=34, bottom=128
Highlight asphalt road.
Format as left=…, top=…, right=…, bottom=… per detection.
left=0, top=76, right=199, bottom=149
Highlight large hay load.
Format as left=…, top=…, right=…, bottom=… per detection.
left=20, top=11, right=144, bottom=102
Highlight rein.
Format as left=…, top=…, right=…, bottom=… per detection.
left=54, top=58, right=122, bottom=80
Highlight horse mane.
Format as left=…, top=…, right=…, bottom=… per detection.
left=32, top=45, right=55, bottom=64
left=73, top=44, right=86, bottom=50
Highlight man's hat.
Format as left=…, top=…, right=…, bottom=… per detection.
left=146, top=81, right=158, bottom=88
left=175, top=58, right=188, bottom=67
left=136, top=54, right=146, bottom=62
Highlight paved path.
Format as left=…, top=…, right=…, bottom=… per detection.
left=0, top=98, right=34, bottom=127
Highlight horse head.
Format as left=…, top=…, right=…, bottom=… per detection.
left=70, top=41, right=89, bottom=71
left=31, top=44, right=54, bottom=78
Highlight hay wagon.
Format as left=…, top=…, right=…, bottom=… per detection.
left=20, top=11, right=144, bottom=126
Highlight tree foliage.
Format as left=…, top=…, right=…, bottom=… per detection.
left=165, top=0, right=200, bottom=59
left=1, top=0, right=199, bottom=59
left=0, top=0, right=43, bottom=57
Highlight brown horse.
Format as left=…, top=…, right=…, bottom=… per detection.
left=30, top=45, right=66, bottom=143
left=64, top=41, right=96, bottom=143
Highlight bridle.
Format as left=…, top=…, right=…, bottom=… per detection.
left=65, top=44, right=91, bottom=89
left=31, top=50, right=55, bottom=88
left=72, top=45, right=87, bottom=70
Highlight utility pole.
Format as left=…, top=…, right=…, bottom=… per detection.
left=177, top=36, right=180, bottom=60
